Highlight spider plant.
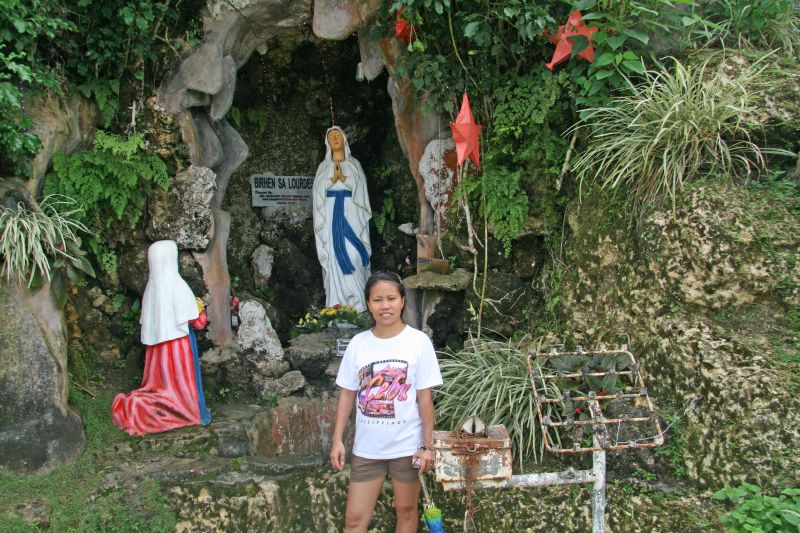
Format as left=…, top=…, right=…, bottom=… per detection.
left=0, top=194, right=94, bottom=298
left=435, top=336, right=553, bottom=470
left=570, top=56, right=769, bottom=217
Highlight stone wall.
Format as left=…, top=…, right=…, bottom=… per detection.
left=557, top=184, right=799, bottom=489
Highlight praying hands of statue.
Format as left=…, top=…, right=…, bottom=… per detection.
left=330, top=162, right=347, bottom=184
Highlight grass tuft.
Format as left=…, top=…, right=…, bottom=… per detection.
left=571, top=56, right=771, bottom=217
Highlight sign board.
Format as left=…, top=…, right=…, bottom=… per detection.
left=250, top=172, right=313, bottom=210
left=336, top=338, right=351, bottom=358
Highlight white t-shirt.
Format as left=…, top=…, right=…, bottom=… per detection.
left=336, top=325, right=443, bottom=459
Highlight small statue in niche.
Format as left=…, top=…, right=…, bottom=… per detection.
left=313, top=126, right=372, bottom=311
left=112, top=240, right=211, bottom=436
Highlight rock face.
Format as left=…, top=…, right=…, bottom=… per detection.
left=560, top=184, right=800, bottom=489
left=146, top=165, right=216, bottom=250
left=0, top=282, right=85, bottom=474
left=156, top=0, right=312, bottom=347
left=465, top=271, right=530, bottom=337
left=27, top=91, right=101, bottom=195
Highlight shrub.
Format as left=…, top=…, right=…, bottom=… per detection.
left=714, top=483, right=800, bottom=532
left=571, top=57, right=768, bottom=215
left=435, top=336, right=543, bottom=469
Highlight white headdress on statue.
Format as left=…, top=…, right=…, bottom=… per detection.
left=140, top=240, right=199, bottom=346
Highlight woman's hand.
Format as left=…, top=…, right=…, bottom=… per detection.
left=330, top=440, right=346, bottom=471
left=412, top=448, right=435, bottom=473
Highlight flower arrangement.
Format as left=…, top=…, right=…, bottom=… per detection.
left=293, top=304, right=369, bottom=335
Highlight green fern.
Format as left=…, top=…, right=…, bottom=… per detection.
left=44, top=130, right=169, bottom=267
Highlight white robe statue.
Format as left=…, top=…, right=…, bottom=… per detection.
left=313, top=126, right=372, bottom=311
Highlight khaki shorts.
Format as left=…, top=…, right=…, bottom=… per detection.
left=350, top=454, right=418, bottom=483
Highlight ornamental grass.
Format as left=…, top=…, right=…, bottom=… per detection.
left=0, top=194, right=89, bottom=286
left=571, top=56, right=767, bottom=216
left=435, top=336, right=552, bottom=470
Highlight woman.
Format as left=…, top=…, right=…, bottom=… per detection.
left=112, top=240, right=211, bottom=436
left=313, top=126, right=372, bottom=312
left=331, top=271, right=442, bottom=532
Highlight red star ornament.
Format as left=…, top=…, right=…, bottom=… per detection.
left=545, top=11, right=598, bottom=71
left=395, top=7, right=415, bottom=45
left=450, top=92, right=482, bottom=170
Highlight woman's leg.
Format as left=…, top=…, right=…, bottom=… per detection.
left=391, top=479, right=421, bottom=533
left=345, top=476, right=385, bottom=533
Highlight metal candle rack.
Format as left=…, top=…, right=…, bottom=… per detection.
left=433, top=344, right=664, bottom=533
left=532, top=344, right=664, bottom=454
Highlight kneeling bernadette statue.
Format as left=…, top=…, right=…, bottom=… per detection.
left=112, top=240, right=211, bottom=436
left=313, top=126, right=372, bottom=312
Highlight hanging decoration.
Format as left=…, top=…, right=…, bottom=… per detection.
left=395, top=7, right=415, bottom=45
left=450, top=92, right=482, bottom=170
left=545, top=11, right=598, bottom=71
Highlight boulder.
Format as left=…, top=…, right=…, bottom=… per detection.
left=259, top=370, right=306, bottom=397
left=284, top=329, right=345, bottom=380
left=236, top=299, right=290, bottom=389
left=0, top=282, right=85, bottom=474
left=146, top=165, right=216, bottom=250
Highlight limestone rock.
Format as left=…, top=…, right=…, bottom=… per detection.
left=146, top=165, right=216, bottom=250
left=193, top=208, right=233, bottom=347
left=420, top=137, right=456, bottom=222
left=251, top=244, right=275, bottom=287
left=0, top=282, right=84, bottom=474
left=210, top=119, right=249, bottom=207
left=28, top=91, right=100, bottom=195
left=260, top=205, right=313, bottom=247
left=284, top=329, right=345, bottom=380
left=560, top=184, right=800, bottom=489
left=226, top=204, right=263, bottom=279
left=236, top=299, right=290, bottom=387
left=357, top=33, right=385, bottom=81
left=259, top=370, right=306, bottom=397
left=210, top=56, right=237, bottom=121
left=312, top=0, right=380, bottom=40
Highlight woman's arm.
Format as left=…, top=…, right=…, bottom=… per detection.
left=412, top=388, right=435, bottom=472
left=330, top=388, right=356, bottom=471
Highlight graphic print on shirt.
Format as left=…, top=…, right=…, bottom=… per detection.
left=357, top=359, right=412, bottom=418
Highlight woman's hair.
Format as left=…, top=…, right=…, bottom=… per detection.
left=364, top=271, right=406, bottom=303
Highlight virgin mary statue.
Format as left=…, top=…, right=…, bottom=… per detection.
left=313, top=126, right=372, bottom=311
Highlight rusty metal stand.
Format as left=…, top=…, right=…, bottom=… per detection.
left=434, top=345, right=664, bottom=533
left=440, top=435, right=607, bottom=533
